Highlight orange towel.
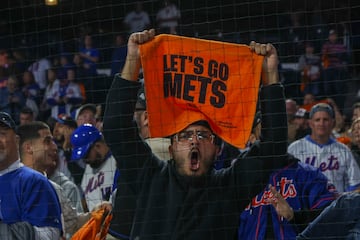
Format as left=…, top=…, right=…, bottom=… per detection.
left=71, top=209, right=112, bottom=240
left=140, top=34, right=264, bottom=149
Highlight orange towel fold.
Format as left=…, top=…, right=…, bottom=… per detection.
left=71, top=209, right=112, bottom=240
left=140, top=34, right=264, bottom=148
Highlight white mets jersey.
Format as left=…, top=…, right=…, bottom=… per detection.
left=288, top=135, right=360, bottom=192
left=81, top=155, right=118, bottom=211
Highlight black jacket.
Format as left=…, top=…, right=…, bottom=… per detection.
left=103, top=75, right=288, bottom=240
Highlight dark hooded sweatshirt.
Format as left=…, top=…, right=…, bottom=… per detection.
left=103, top=75, right=288, bottom=240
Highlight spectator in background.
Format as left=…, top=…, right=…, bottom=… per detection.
left=46, top=143, right=84, bottom=214
left=75, top=103, right=103, bottom=130
left=71, top=124, right=119, bottom=212
left=133, top=85, right=171, bottom=160
left=0, top=74, right=25, bottom=124
left=68, top=68, right=86, bottom=104
left=308, top=3, right=329, bottom=54
left=326, top=97, right=349, bottom=139
left=75, top=103, right=97, bottom=126
left=21, top=70, right=41, bottom=119
left=288, top=103, right=360, bottom=192
left=238, top=156, right=336, bottom=239
left=60, top=53, right=74, bottom=69
left=0, top=112, right=62, bottom=239
left=123, top=2, right=151, bottom=34
left=78, top=34, right=99, bottom=104
left=17, top=121, right=94, bottom=238
left=214, top=141, right=240, bottom=169
left=71, top=103, right=102, bottom=186
left=286, top=98, right=299, bottom=144
left=156, top=0, right=181, bottom=34
left=110, top=34, right=128, bottom=77
left=27, top=48, right=52, bottom=92
left=12, top=48, right=28, bottom=74
left=46, top=68, right=83, bottom=118
left=0, top=48, right=22, bottom=90
left=19, top=106, right=35, bottom=125
left=302, top=92, right=317, bottom=109
left=350, top=117, right=360, bottom=168
left=322, top=29, right=349, bottom=113
left=351, top=102, right=360, bottom=122
left=238, top=108, right=336, bottom=237
left=216, top=112, right=261, bottom=171
left=340, top=22, right=352, bottom=62
left=41, top=68, right=60, bottom=120
left=301, top=96, right=350, bottom=141
left=298, top=42, right=322, bottom=96
left=336, top=135, right=352, bottom=149
left=52, top=114, right=78, bottom=182
left=53, top=114, right=86, bottom=190
left=79, top=34, right=99, bottom=77
left=58, top=53, right=75, bottom=78
left=73, top=53, right=88, bottom=81
left=72, top=53, right=89, bottom=103
left=238, top=111, right=262, bottom=153
left=280, top=10, right=306, bottom=61
left=0, top=49, right=10, bottom=89
left=239, top=111, right=334, bottom=239
left=294, top=107, right=311, bottom=140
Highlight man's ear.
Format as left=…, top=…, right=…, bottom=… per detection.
left=23, top=141, right=33, bottom=154
left=142, top=111, right=149, bottom=126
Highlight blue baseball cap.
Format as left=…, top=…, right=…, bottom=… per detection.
left=71, top=124, right=102, bottom=161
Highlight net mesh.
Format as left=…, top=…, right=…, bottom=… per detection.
left=1, top=0, right=360, bottom=238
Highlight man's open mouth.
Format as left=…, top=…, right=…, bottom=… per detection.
left=190, top=151, right=200, bottom=171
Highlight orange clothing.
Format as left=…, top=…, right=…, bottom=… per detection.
left=140, top=34, right=264, bottom=148
left=301, top=99, right=331, bottom=112
left=78, top=82, right=86, bottom=103
left=71, top=209, right=112, bottom=240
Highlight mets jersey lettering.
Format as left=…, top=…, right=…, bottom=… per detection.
left=305, top=155, right=340, bottom=171
left=84, top=171, right=112, bottom=201
left=81, top=155, right=117, bottom=211
left=238, top=161, right=336, bottom=240
left=288, top=135, right=360, bottom=192
left=248, top=177, right=297, bottom=209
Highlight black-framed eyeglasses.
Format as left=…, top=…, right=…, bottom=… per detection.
left=174, top=130, right=215, bottom=144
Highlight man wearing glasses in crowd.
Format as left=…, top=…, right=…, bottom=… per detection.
left=103, top=29, right=289, bottom=239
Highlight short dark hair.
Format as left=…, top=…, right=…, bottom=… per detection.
left=20, top=107, right=34, bottom=116
left=17, top=121, right=50, bottom=150
left=353, top=102, right=360, bottom=110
